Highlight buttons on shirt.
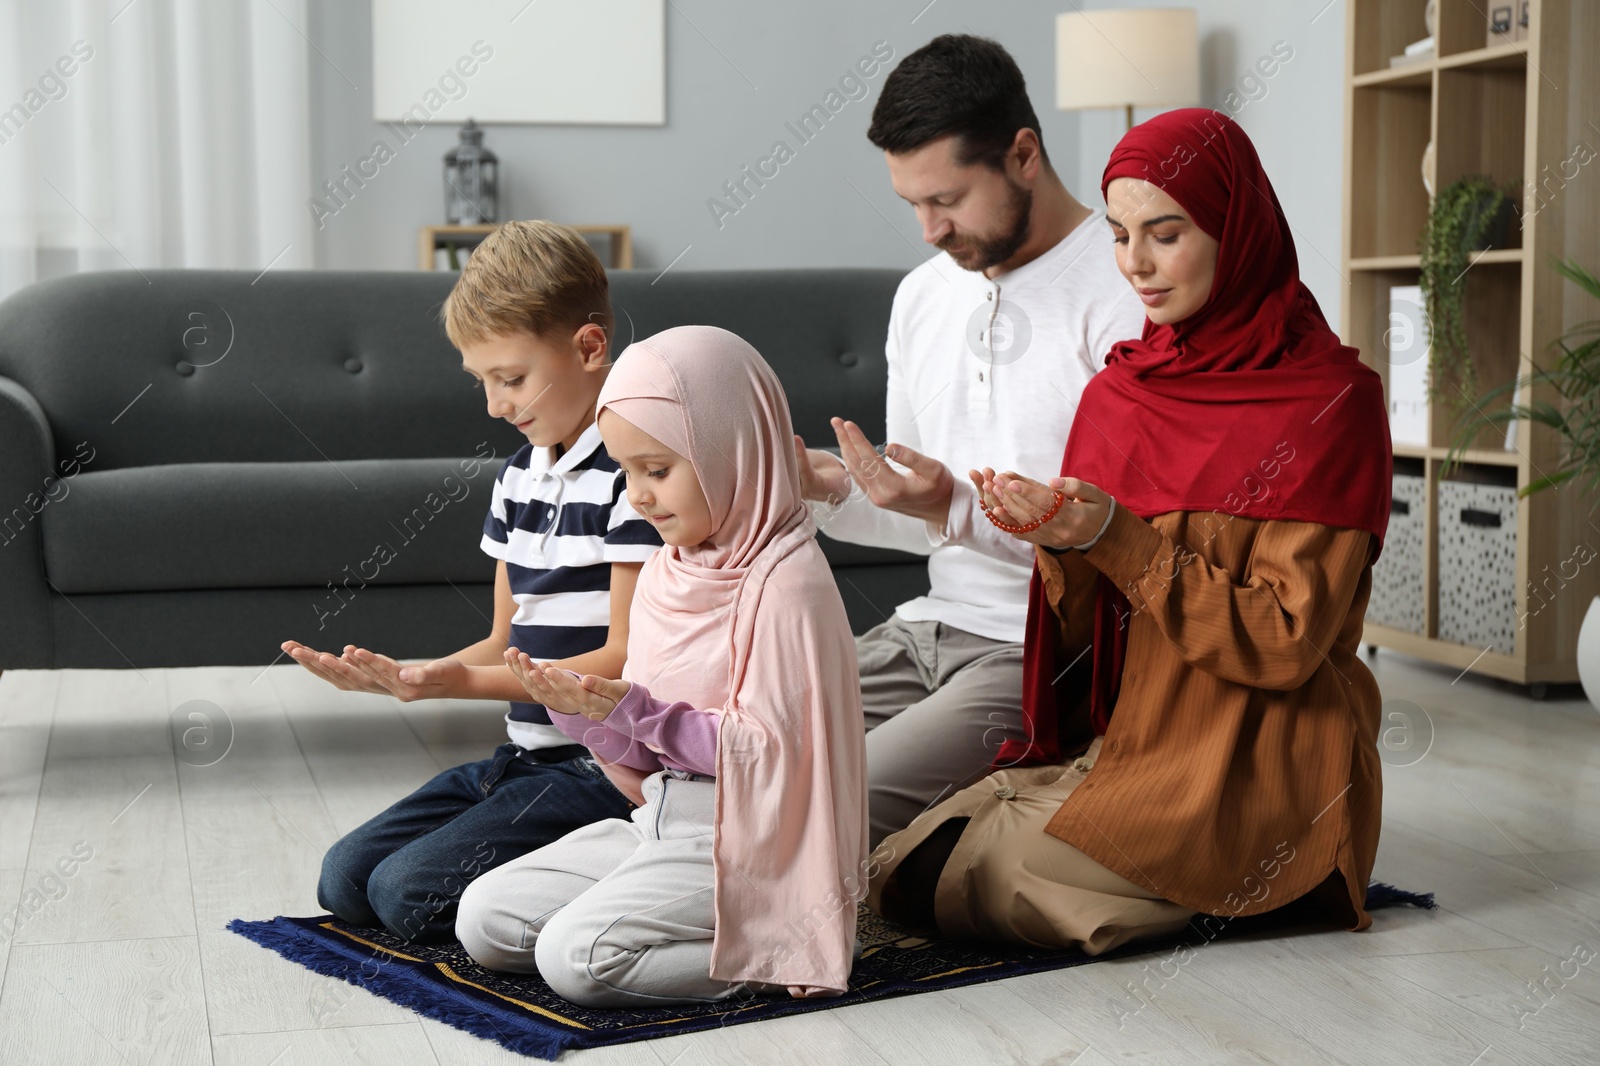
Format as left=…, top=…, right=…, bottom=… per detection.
left=994, top=784, right=1017, bottom=800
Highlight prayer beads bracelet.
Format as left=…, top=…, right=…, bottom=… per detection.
left=980, top=490, right=1065, bottom=535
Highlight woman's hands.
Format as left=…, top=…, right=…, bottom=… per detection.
left=969, top=468, right=1113, bottom=551
left=282, top=640, right=467, bottom=701
left=505, top=649, right=629, bottom=721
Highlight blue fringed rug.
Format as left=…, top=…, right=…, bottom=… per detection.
left=230, top=883, right=1434, bottom=1060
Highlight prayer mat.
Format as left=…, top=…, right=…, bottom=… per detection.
left=230, top=882, right=1434, bottom=1060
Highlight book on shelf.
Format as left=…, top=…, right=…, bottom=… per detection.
left=1389, top=36, right=1435, bottom=68
left=1387, top=286, right=1429, bottom=448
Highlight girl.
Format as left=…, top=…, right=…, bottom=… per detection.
left=867, top=108, right=1392, bottom=951
left=456, top=325, right=868, bottom=1006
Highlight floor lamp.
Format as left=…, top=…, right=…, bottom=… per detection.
left=1055, top=8, right=1200, bottom=133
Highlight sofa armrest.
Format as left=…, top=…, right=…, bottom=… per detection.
left=0, top=375, right=58, bottom=667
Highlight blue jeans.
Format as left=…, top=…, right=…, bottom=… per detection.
left=317, top=743, right=634, bottom=943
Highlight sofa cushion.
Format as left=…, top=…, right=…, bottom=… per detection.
left=42, top=455, right=922, bottom=596
left=41, top=457, right=504, bottom=594
left=0, top=268, right=902, bottom=472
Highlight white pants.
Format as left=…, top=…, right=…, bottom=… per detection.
left=456, top=771, right=779, bottom=1007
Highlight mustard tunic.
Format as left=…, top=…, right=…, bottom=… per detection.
left=869, top=503, right=1383, bottom=942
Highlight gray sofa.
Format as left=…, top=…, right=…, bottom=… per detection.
left=0, top=268, right=928, bottom=670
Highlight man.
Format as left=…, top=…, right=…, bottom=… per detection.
left=795, top=34, right=1145, bottom=847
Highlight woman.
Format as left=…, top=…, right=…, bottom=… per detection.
left=865, top=109, right=1392, bottom=953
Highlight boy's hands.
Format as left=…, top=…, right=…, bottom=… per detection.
left=283, top=640, right=387, bottom=694
left=505, top=649, right=628, bottom=721
left=281, top=640, right=468, bottom=702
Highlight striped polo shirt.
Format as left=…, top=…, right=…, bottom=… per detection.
left=481, top=421, right=661, bottom=749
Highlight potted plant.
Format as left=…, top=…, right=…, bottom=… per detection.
left=1449, top=259, right=1600, bottom=706
left=1419, top=173, right=1521, bottom=412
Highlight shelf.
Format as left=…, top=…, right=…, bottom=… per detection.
left=417, top=223, right=633, bottom=270
left=1449, top=448, right=1522, bottom=468
left=1463, top=247, right=1524, bottom=265
left=1360, top=623, right=1535, bottom=683
left=1436, top=41, right=1529, bottom=72
left=1350, top=249, right=1523, bottom=271
left=1352, top=63, right=1434, bottom=89
left=1351, top=254, right=1422, bottom=270
left=1391, top=444, right=1522, bottom=468
left=1351, top=42, right=1528, bottom=88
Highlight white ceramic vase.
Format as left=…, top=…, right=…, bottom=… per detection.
left=1578, top=596, right=1600, bottom=709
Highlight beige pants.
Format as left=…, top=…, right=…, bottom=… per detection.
left=868, top=739, right=1195, bottom=955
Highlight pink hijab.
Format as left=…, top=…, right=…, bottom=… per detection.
left=596, top=325, right=868, bottom=997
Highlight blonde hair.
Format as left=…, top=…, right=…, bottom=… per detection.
left=442, top=220, right=613, bottom=350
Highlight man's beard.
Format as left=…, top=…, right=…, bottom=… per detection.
left=938, top=180, right=1033, bottom=272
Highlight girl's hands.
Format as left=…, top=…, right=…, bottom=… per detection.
left=505, top=649, right=629, bottom=720
left=968, top=468, right=1113, bottom=550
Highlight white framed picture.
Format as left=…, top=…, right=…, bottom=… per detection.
left=372, top=1, right=666, bottom=126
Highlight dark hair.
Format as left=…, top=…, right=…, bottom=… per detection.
left=867, top=34, right=1048, bottom=170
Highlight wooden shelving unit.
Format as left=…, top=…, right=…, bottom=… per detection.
left=1342, top=0, right=1600, bottom=689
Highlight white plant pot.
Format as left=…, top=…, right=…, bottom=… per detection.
left=1578, top=596, right=1600, bottom=710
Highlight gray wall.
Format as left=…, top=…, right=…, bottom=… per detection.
left=307, top=0, right=1347, bottom=322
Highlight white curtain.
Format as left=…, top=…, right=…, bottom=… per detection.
left=0, top=0, right=313, bottom=300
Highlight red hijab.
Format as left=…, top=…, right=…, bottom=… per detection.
left=1001, top=109, right=1392, bottom=768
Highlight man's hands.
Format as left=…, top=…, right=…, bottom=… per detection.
left=970, top=468, right=1113, bottom=551
left=505, top=649, right=629, bottom=721
left=806, top=417, right=954, bottom=526
left=282, top=640, right=469, bottom=701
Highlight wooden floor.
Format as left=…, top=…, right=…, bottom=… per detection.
left=0, top=652, right=1596, bottom=1065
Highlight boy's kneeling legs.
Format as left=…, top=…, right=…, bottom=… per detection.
left=317, top=833, right=385, bottom=927
left=366, top=848, right=468, bottom=944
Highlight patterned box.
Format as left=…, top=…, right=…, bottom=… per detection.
left=1367, top=473, right=1426, bottom=634
left=1436, top=479, right=1519, bottom=655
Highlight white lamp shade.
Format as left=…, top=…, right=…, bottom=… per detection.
left=1056, top=8, right=1200, bottom=112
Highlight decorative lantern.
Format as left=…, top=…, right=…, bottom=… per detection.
left=443, top=119, right=498, bottom=224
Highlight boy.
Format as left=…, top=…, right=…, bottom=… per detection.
left=282, top=220, right=661, bottom=942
